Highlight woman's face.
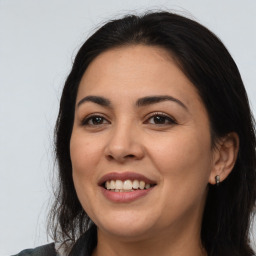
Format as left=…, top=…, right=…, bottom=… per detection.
left=70, top=45, right=217, bottom=240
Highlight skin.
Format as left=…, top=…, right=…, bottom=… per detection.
left=70, top=45, right=238, bottom=256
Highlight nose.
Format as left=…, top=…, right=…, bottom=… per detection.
left=104, top=122, right=145, bottom=163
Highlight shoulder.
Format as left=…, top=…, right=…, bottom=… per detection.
left=12, top=225, right=97, bottom=256
left=12, top=243, right=56, bottom=256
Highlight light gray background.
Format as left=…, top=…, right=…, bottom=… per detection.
left=1, top=0, right=255, bottom=255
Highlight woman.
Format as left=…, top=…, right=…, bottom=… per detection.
left=15, top=11, right=256, bottom=256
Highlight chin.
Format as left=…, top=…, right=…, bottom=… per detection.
left=92, top=211, right=157, bottom=240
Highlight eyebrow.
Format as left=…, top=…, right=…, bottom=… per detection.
left=136, top=95, right=188, bottom=110
left=77, top=95, right=188, bottom=111
left=77, top=95, right=111, bottom=108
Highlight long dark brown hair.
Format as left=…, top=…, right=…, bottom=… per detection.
left=48, top=11, right=256, bottom=256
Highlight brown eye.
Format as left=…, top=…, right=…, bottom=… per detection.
left=82, top=115, right=109, bottom=126
left=146, top=113, right=176, bottom=125
left=152, top=115, right=167, bottom=124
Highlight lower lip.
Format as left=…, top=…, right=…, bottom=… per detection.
left=100, top=187, right=154, bottom=203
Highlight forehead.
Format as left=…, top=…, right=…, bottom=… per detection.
left=77, top=45, right=201, bottom=107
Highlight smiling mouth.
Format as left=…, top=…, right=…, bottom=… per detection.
left=104, top=179, right=155, bottom=192
left=99, top=172, right=157, bottom=193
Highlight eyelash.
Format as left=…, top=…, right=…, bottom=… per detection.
left=145, top=112, right=177, bottom=125
left=81, top=114, right=109, bottom=126
left=81, top=112, right=177, bottom=127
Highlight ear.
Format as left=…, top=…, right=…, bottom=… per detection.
left=208, top=132, right=239, bottom=185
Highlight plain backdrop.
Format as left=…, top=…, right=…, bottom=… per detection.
left=1, top=0, right=255, bottom=255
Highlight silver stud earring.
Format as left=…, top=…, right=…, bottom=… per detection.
left=215, top=175, right=220, bottom=186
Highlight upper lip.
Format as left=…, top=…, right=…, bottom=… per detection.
left=98, top=172, right=157, bottom=186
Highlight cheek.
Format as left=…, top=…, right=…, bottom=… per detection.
left=147, top=130, right=212, bottom=222
left=148, top=128, right=213, bottom=188
left=70, top=131, right=103, bottom=176
left=70, top=132, right=104, bottom=214
left=70, top=132, right=104, bottom=206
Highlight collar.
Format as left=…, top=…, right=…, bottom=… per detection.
left=68, top=225, right=97, bottom=256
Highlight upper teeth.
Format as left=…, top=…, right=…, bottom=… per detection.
left=105, top=180, right=151, bottom=191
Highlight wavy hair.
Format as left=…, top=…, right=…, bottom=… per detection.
left=48, top=11, right=256, bottom=256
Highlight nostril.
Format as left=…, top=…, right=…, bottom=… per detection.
left=107, top=155, right=114, bottom=160
left=106, top=154, right=136, bottom=161
left=126, top=154, right=135, bottom=158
